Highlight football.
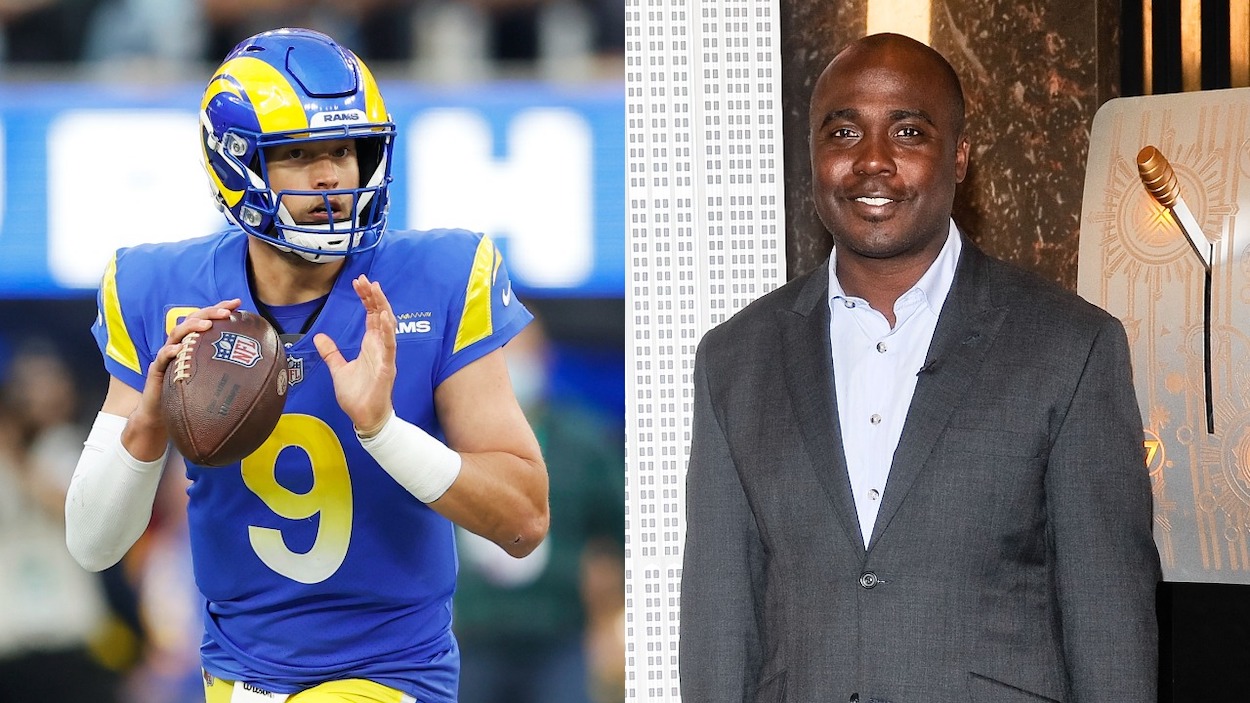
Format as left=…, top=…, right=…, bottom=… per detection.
left=161, top=310, right=288, bottom=467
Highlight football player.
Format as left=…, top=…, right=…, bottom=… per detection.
left=64, top=28, right=549, bottom=703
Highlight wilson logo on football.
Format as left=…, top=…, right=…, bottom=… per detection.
left=212, top=332, right=263, bottom=368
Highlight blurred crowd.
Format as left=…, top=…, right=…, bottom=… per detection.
left=0, top=311, right=623, bottom=703
left=0, top=0, right=623, bottom=81
left=0, top=337, right=200, bottom=703
left=456, top=316, right=624, bottom=703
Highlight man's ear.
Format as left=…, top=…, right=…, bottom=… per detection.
left=954, top=134, right=970, bottom=184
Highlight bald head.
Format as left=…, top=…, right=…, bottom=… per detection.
left=816, top=33, right=966, bottom=136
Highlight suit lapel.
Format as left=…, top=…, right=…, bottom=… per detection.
left=779, top=263, right=867, bottom=558
left=867, top=242, right=1008, bottom=549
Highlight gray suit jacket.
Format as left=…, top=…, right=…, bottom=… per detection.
left=679, top=240, right=1161, bottom=703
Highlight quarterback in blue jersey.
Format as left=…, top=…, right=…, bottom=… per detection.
left=65, top=28, right=549, bottom=703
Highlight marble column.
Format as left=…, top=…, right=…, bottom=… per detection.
left=780, top=0, right=1120, bottom=290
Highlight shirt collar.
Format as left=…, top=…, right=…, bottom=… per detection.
left=828, top=219, right=963, bottom=316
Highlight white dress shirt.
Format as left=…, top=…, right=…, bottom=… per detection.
left=828, top=221, right=961, bottom=546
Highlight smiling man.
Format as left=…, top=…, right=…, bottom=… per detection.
left=679, top=33, right=1160, bottom=703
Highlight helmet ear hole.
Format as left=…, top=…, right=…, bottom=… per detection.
left=356, top=137, right=385, bottom=186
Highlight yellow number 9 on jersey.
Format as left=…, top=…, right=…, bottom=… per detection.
left=241, top=414, right=354, bottom=584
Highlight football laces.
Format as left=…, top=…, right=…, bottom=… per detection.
left=170, top=332, right=199, bottom=383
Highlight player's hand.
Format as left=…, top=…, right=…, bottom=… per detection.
left=313, top=275, right=397, bottom=436
left=125, top=299, right=242, bottom=461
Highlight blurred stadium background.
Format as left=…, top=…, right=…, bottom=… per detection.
left=0, top=1, right=622, bottom=702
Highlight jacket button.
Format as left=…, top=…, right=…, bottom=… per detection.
left=849, top=694, right=859, bottom=703
left=858, top=571, right=878, bottom=589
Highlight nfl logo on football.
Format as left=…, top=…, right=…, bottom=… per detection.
left=212, top=332, right=263, bottom=368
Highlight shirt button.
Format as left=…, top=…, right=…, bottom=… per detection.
left=869, top=414, right=882, bottom=425
left=859, top=572, right=878, bottom=589
left=843, top=299, right=855, bottom=308
left=876, top=341, right=887, bottom=353
left=868, top=488, right=880, bottom=501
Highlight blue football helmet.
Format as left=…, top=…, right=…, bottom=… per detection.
left=199, top=28, right=395, bottom=262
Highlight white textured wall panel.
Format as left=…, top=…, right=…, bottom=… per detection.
left=624, top=0, right=785, bottom=699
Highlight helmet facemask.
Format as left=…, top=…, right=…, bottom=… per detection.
left=210, top=128, right=393, bottom=263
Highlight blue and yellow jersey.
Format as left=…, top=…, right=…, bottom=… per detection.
left=91, top=227, right=531, bottom=701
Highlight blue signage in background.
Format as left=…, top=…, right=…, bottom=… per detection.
left=0, top=81, right=624, bottom=299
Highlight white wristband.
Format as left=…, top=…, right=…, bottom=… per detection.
left=357, top=411, right=462, bottom=503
